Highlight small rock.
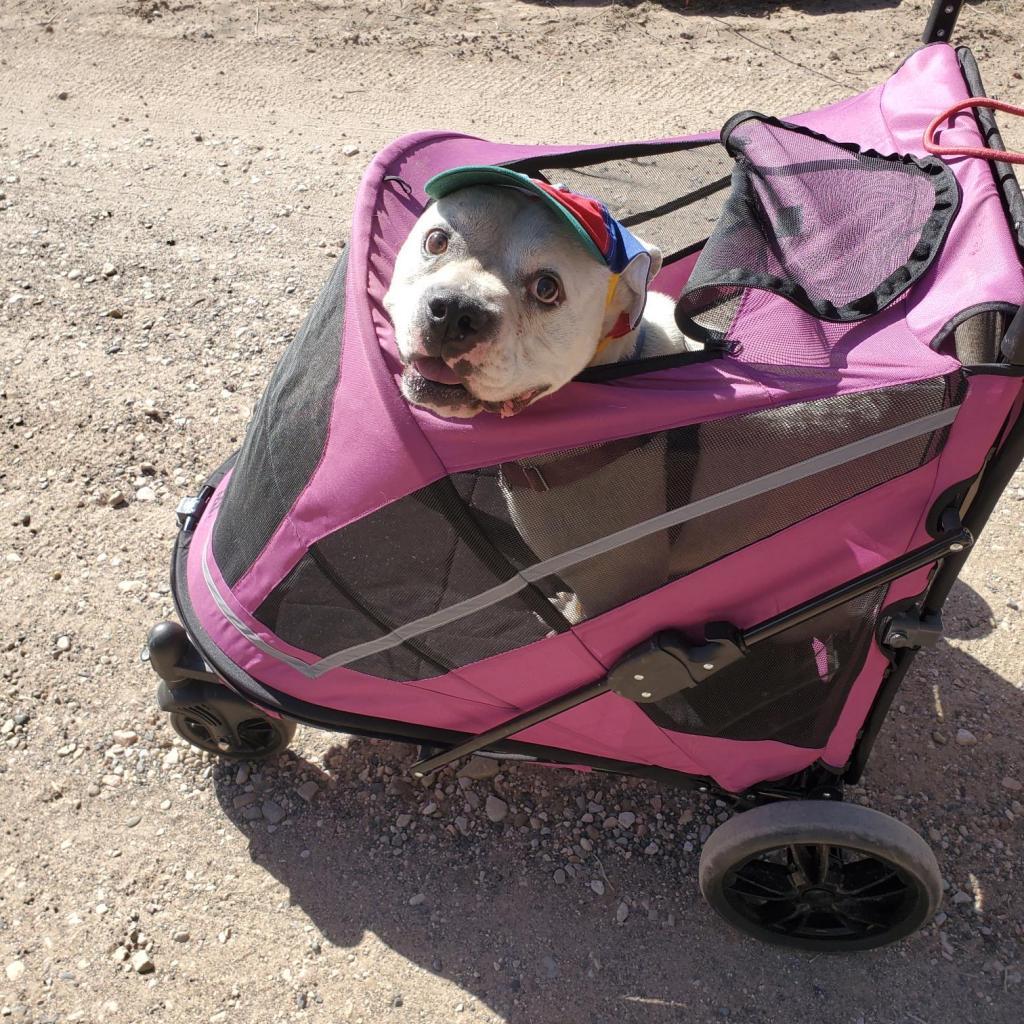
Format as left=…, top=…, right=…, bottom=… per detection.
left=1001, top=776, right=1023, bottom=792
left=102, top=262, right=117, bottom=278
left=589, top=879, right=605, bottom=896
left=644, top=841, right=659, bottom=855
left=457, top=756, right=500, bottom=781
left=55, top=635, right=71, bottom=652
left=172, top=930, right=190, bottom=943
left=101, top=308, right=124, bottom=319
left=233, top=792, right=258, bottom=810
left=484, top=795, right=508, bottom=823
left=297, top=780, right=319, bottom=802
left=931, top=730, right=947, bottom=745
left=552, top=869, right=566, bottom=885
left=955, top=728, right=978, bottom=747
left=130, top=951, right=154, bottom=975
left=396, top=813, right=412, bottom=829
left=615, top=902, right=629, bottom=924
left=112, top=730, right=139, bottom=746
left=235, top=763, right=250, bottom=786
left=409, top=893, right=426, bottom=907
left=617, top=811, right=636, bottom=828
left=108, top=490, right=128, bottom=509
left=135, top=486, right=156, bottom=502
left=5, top=960, right=25, bottom=982
left=262, top=800, right=286, bottom=824
left=57, top=90, right=69, bottom=100
left=951, top=890, right=974, bottom=906
left=342, top=144, right=360, bottom=157
left=125, top=815, right=141, bottom=829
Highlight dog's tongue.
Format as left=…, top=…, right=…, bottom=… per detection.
left=414, top=357, right=462, bottom=386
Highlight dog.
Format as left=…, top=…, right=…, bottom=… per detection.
left=384, top=165, right=700, bottom=621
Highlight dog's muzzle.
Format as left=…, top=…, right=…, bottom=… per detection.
left=419, top=288, right=496, bottom=357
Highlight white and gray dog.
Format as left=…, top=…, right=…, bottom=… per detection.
left=384, top=166, right=700, bottom=621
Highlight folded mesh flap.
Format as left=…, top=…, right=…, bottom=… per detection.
left=676, top=112, right=960, bottom=341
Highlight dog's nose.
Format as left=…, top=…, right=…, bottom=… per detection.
left=421, top=290, right=494, bottom=353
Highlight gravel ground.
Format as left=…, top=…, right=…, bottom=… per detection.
left=1, top=2, right=1023, bottom=1022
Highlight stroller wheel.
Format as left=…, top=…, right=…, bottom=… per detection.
left=699, top=800, right=941, bottom=952
left=169, top=708, right=296, bottom=761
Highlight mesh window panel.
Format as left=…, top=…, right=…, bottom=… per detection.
left=255, top=476, right=566, bottom=682
left=677, top=114, right=958, bottom=340
left=213, top=251, right=349, bottom=587
left=517, top=375, right=962, bottom=618
left=641, top=587, right=888, bottom=746
left=255, top=374, right=960, bottom=682
left=509, top=143, right=734, bottom=262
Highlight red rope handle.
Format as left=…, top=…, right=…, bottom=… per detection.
left=923, top=96, right=1024, bottom=165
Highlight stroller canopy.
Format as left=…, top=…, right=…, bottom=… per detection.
left=178, top=44, right=1024, bottom=791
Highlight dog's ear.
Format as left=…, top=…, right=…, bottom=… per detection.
left=600, top=239, right=663, bottom=340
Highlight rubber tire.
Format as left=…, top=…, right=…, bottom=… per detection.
left=699, top=800, right=942, bottom=952
left=169, top=709, right=296, bottom=761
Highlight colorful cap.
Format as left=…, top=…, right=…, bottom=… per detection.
left=424, top=165, right=654, bottom=333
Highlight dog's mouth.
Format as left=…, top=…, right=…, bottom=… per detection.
left=401, top=360, right=549, bottom=419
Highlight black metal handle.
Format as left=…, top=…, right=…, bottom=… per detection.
left=923, top=0, right=964, bottom=44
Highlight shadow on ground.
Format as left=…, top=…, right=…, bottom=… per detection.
left=212, top=579, right=1021, bottom=1023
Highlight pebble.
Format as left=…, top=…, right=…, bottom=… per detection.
left=589, top=879, right=605, bottom=896
left=125, top=815, right=141, bottom=828
left=396, top=813, right=412, bottom=829
left=955, top=728, right=978, bottom=747
left=102, top=262, right=117, bottom=278
left=342, top=144, right=360, bottom=157
left=55, top=635, right=71, bottom=652
left=457, top=756, right=500, bottom=781
left=233, top=792, right=258, bottom=810
left=262, top=800, right=286, bottom=824
left=135, top=486, right=156, bottom=502
left=172, top=930, right=190, bottom=943
left=297, top=780, right=319, bottom=802
left=235, top=763, right=250, bottom=786
left=615, top=901, right=629, bottom=924
left=1001, top=776, right=1022, bottom=792
left=108, top=490, right=127, bottom=508
left=484, top=795, right=508, bottom=822
left=130, top=951, right=154, bottom=975
left=951, top=890, right=974, bottom=906
left=112, top=730, right=139, bottom=746
left=553, top=868, right=566, bottom=884
left=617, top=811, right=636, bottom=828
left=409, top=893, right=426, bottom=907
left=5, top=960, right=25, bottom=982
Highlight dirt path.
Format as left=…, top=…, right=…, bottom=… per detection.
left=2, top=2, right=1023, bottom=1022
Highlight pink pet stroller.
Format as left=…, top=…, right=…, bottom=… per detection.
left=147, top=2, right=1024, bottom=950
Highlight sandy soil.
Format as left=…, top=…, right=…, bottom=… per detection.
left=2, top=1, right=1023, bottom=1022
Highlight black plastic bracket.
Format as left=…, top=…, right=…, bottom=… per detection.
left=882, top=609, right=944, bottom=650
left=607, top=623, right=746, bottom=703
left=1001, top=305, right=1024, bottom=366
left=175, top=484, right=216, bottom=533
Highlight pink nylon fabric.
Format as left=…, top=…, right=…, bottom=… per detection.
left=183, top=44, right=1024, bottom=792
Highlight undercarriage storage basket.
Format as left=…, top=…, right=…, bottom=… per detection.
left=174, top=43, right=1024, bottom=794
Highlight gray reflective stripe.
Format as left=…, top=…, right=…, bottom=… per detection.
left=202, top=543, right=321, bottom=678
left=206, top=405, right=958, bottom=676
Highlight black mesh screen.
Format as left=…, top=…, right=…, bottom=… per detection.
left=213, top=251, right=349, bottom=587
left=254, top=373, right=962, bottom=683
left=640, top=587, right=887, bottom=746
left=508, top=141, right=733, bottom=263
left=676, top=114, right=959, bottom=340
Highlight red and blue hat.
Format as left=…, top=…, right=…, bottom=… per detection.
left=424, top=165, right=654, bottom=335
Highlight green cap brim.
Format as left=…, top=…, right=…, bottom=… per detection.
left=423, top=165, right=604, bottom=263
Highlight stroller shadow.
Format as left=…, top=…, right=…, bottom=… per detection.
left=213, top=580, right=1020, bottom=1022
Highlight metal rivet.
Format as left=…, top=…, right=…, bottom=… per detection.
left=633, top=674, right=645, bottom=681
left=950, top=542, right=964, bottom=552
left=702, top=662, right=714, bottom=671
left=937, top=28, right=946, bottom=37
left=640, top=691, right=652, bottom=699
left=944, top=4, right=954, bottom=12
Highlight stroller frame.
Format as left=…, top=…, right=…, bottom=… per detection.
left=147, top=1, right=1024, bottom=949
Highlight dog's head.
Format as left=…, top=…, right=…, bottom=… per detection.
left=384, top=167, right=661, bottom=419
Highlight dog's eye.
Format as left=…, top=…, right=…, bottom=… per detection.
left=530, top=274, right=562, bottom=305
left=423, top=229, right=449, bottom=256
